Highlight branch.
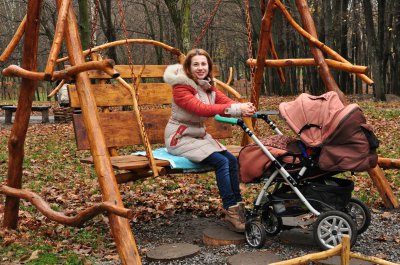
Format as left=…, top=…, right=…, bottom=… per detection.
left=2, top=59, right=119, bottom=81
left=0, top=185, right=133, bottom=227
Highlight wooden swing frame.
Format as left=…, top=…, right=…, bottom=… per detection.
left=0, top=1, right=398, bottom=265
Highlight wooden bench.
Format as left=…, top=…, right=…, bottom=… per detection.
left=69, top=64, right=246, bottom=183
left=2, top=105, right=50, bottom=124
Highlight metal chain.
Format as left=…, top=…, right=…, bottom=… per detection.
left=116, top=0, right=137, bottom=81
left=245, top=0, right=257, bottom=109
left=116, top=0, right=156, bottom=174
left=193, top=0, right=223, bottom=48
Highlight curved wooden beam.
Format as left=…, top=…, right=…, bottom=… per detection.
left=0, top=185, right=134, bottom=227
left=57, top=39, right=185, bottom=64
left=0, top=15, right=27, bottom=62
left=44, top=0, right=71, bottom=78
left=274, top=0, right=373, bottom=85
left=247, top=58, right=368, bottom=73
left=295, top=0, right=345, bottom=103
left=226, top=67, right=233, bottom=85
left=215, top=79, right=242, bottom=100
left=269, top=238, right=342, bottom=264
left=377, top=157, right=400, bottom=169
left=2, top=59, right=119, bottom=81
left=47, top=79, right=66, bottom=98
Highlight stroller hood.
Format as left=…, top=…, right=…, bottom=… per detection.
left=279, top=91, right=379, bottom=171
left=279, top=91, right=349, bottom=147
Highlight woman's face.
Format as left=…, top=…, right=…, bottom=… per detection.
left=190, top=55, right=209, bottom=80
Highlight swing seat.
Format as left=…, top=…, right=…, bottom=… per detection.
left=69, top=63, right=244, bottom=182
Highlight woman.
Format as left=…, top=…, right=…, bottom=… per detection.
left=163, top=48, right=256, bottom=232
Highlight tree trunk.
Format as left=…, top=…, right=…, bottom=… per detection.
left=78, top=0, right=91, bottom=50
left=98, top=0, right=118, bottom=62
left=164, top=0, right=183, bottom=51
left=339, top=0, right=351, bottom=94
left=362, top=0, right=386, bottom=101
left=181, top=0, right=191, bottom=53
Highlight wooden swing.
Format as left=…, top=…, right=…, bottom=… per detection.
left=244, top=0, right=399, bottom=209
left=0, top=1, right=398, bottom=265
left=0, top=0, right=250, bottom=264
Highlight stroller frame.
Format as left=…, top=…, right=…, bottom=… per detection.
left=215, top=112, right=371, bottom=250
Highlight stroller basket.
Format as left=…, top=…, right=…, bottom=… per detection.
left=299, top=177, right=354, bottom=211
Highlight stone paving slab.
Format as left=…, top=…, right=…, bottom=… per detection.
left=202, top=224, right=245, bottom=246
left=227, top=251, right=282, bottom=265
left=146, top=243, right=200, bottom=261
left=279, top=228, right=316, bottom=246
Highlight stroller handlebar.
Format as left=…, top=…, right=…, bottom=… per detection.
left=214, top=115, right=240, bottom=125
left=253, top=110, right=280, bottom=118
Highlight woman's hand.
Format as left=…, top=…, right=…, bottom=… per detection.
left=240, top=102, right=256, bottom=117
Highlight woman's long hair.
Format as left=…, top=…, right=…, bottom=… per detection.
left=183, top=48, right=215, bottom=86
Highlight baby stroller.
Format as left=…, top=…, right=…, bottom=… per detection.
left=215, top=92, right=379, bottom=250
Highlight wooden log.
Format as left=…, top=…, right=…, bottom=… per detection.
left=252, top=1, right=277, bottom=109
left=349, top=252, right=399, bottom=265
left=0, top=15, right=26, bottom=62
left=341, top=235, right=350, bottom=265
left=2, top=60, right=118, bottom=81
left=3, top=0, right=42, bottom=229
left=377, top=157, right=400, bottom=169
left=367, top=166, right=399, bottom=208
left=0, top=185, right=133, bottom=226
left=247, top=58, right=368, bottom=74
left=274, top=0, right=374, bottom=85
left=269, top=242, right=342, bottom=264
left=57, top=39, right=185, bottom=64
left=44, top=0, right=71, bottom=79
left=62, top=2, right=141, bottom=264
left=226, top=67, right=233, bottom=85
left=295, top=0, right=347, bottom=104
left=47, top=79, right=66, bottom=98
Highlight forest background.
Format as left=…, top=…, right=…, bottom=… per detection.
left=0, top=0, right=399, bottom=101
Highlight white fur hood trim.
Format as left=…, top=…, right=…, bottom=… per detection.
left=163, top=64, right=197, bottom=88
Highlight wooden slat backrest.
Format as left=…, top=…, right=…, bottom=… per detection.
left=70, top=64, right=232, bottom=150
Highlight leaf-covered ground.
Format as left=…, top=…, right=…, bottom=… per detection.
left=0, top=96, right=399, bottom=264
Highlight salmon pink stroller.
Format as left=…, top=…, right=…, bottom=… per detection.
left=215, top=92, right=379, bottom=250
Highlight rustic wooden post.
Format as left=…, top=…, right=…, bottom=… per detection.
left=367, top=166, right=399, bottom=208
left=60, top=2, right=141, bottom=264
left=251, top=0, right=277, bottom=109
left=2, top=0, right=42, bottom=229
left=295, top=0, right=347, bottom=104
left=294, top=0, right=397, bottom=209
left=340, top=235, right=350, bottom=265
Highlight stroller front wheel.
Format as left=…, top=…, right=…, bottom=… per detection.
left=313, top=210, right=357, bottom=250
left=345, top=197, right=371, bottom=234
left=245, top=221, right=267, bottom=248
left=261, top=207, right=282, bottom=236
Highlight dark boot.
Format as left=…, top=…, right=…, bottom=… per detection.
left=224, top=204, right=245, bottom=233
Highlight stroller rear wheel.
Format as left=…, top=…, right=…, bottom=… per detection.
left=313, top=210, right=357, bottom=250
left=345, top=197, right=371, bottom=234
left=245, top=221, right=267, bottom=248
left=261, top=207, right=282, bottom=236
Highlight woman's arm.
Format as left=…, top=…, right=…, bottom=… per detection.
left=173, top=85, right=231, bottom=117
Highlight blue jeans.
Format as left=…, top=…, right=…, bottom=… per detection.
left=203, top=150, right=243, bottom=209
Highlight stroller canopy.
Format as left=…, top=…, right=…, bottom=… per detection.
left=279, top=91, right=359, bottom=147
